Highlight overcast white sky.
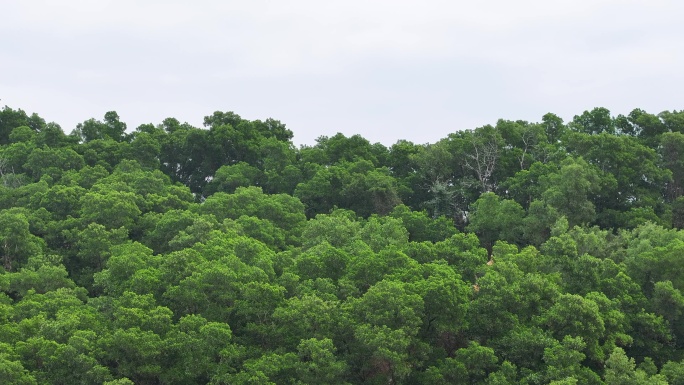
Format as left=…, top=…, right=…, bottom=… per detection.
left=2, top=0, right=683, bottom=146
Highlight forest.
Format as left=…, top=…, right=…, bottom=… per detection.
left=1, top=104, right=684, bottom=384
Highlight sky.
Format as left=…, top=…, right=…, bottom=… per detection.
left=2, top=0, right=683, bottom=146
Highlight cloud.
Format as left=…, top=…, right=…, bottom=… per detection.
left=2, top=0, right=683, bottom=145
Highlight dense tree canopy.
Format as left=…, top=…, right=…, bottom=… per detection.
left=1, top=105, right=684, bottom=383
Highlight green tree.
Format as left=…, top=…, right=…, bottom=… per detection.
left=74, top=111, right=128, bottom=142
left=541, top=157, right=606, bottom=227
left=80, top=190, right=142, bottom=230
left=273, top=293, right=341, bottom=349
left=467, top=192, right=525, bottom=252
left=355, top=216, right=409, bottom=253
left=565, top=131, right=670, bottom=227
left=604, top=347, right=668, bottom=385
left=39, top=184, right=86, bottom=220
left=163, top=315, right=236, bottom=384
left=661, top=359, right=684, bottom=385
left=540, top=294, right=606, bottom=361
left=198, top=187, right=306, bottom=245
left=628, top=108, right=667, bottom=142
left=8, top=254, right=76, bottom=298
left=0, top=353, right=37, bottom=385
left=651, top=280, right=684, bottom=349
left=542, top=112, right=566, bottom=143
left=98, top=327, right=163, bottom=383
left=0, top=209, right=44, bottom=271
left=661, top=131, right=684, bottom=202
left=543, top=336, right=602, bottom=384
left=24, top=147, right=85, bottom=181
left=0, top=106, right=41, bottom=145
left=389, top=205, right=457, bottom=243
left=204, top=162, right=262, bottom=195
left=295, top=338, right=349, bottom=385
left=570, top=107, right=615, bottom=135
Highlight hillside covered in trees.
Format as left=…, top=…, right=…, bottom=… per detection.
left=2, top=105, right=684, bottom=384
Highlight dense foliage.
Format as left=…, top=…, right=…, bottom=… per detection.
left=1, top=105, right=684, bottom=384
